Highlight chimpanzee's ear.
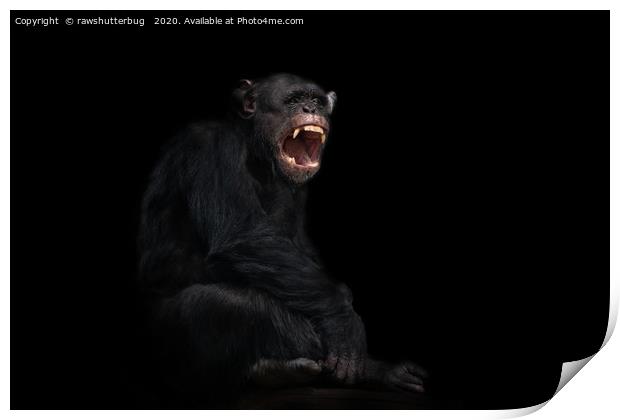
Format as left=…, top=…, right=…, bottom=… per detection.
left=232, top=79, right=256, bottom=119
left=326, top=91, right=337, bottom=114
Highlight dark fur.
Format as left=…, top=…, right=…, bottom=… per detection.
left=138, top=74, right=425, bottom=407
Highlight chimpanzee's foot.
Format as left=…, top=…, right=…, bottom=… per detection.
left=382, top=361, right=427, bottom=393
left=363, top=359, right=428, bottom=393
left=250, top=357, right=322, bottom=387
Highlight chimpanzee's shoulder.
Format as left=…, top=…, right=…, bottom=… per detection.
left=153, top=120, right=218, bottom=154
left=184, top=119, right=238, bottom=138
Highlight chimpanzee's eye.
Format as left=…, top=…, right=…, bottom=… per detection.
left=284, top=92, right=305, bottom=105
left=315, top=97, right=327, bottom=107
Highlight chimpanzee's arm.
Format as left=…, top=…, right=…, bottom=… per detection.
left=206, top=229, right=368, bottom=371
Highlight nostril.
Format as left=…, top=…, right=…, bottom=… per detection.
left=302, top=104, right=315, bottom=114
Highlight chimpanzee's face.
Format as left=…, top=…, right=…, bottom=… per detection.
left=234, top=74, right=336, bottom=185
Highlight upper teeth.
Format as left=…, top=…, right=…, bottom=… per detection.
left=293, top=125, right=325, bottom=140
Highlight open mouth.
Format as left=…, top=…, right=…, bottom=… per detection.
left=280, top=125, right=327, bottom=168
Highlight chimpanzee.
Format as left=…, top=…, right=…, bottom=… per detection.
left=138, top=73, right=427, bottom=407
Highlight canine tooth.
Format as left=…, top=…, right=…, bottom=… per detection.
left=321, top=134, right=326, bottom=143
left=293, top=128, right=300, bottom=139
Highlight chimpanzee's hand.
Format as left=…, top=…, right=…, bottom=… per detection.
left=320, top=311, right=368, bottom=385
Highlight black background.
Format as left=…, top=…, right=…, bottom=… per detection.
left=11, top=10, right=609, bottom=409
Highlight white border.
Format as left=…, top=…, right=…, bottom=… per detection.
left=2, top=1, right=617, bottom=419
left=0, top=0, right=617, bottom=10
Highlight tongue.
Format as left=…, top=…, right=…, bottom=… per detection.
left=306, top=138, right=320, bottom=161
left=295, top=152, right=311, bottom=165
left=284, top=137, right=311, bottom=165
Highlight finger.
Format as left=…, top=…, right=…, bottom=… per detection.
left=323, top=354, right=338, bottom=371
left=345, top=358, right=358, bottom=385
left=335, top=358, right=348, bottom=381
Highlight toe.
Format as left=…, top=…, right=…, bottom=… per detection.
left=290, top=358, right=321, bottom=375
left=404, top=362, right=429, bottom=379
left=397, top=369, right=424, bottom=386
left=397, top=382, right=425, bottom=393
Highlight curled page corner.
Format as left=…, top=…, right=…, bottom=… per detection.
left=494, top=295, right=617, bottom=418
left=493, top=356, right=596, bottom=419
left=554, top=355, right=595, bottom=395
left=553, top=292, right=618, bottom=396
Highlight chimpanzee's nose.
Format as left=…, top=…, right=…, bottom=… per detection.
left=302, top=104, right=316, bottom=114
